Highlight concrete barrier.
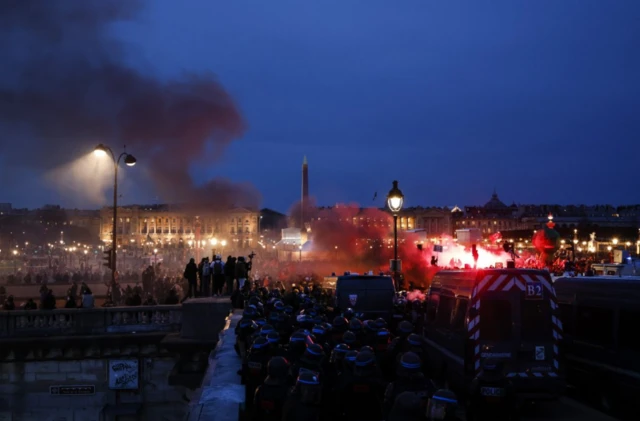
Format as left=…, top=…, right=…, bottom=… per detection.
left=184, top=310, right=244, bottom=421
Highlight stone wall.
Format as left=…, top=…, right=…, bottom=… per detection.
left=0, top=357, right=188, bottom=421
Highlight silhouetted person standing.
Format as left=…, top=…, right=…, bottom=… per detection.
left=224, top=256, right=236, bottom=295
left=184, top=258, right=198, bottom=299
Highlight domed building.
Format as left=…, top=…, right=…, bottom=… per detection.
left=452, top=190, right=528, bottom=236
left=484, top=190, right=508, bottom=210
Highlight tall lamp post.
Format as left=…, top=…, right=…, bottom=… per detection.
left=387, top=180, right=404, bottom=291
left=94, top=144, right=137, bottom=287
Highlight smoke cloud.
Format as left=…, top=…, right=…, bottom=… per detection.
left=272, top=201, right=513, bottom=288
left=0, top=0, right=259, bottom=209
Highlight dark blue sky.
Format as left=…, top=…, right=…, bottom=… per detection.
left=2, top=0, right=639, bottom=212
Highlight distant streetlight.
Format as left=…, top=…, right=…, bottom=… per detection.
left=153, top=248, right=158, bottom=265
left=387, top=180, right=404, bottom=290
left=612, top=238, right=619, bottom=246
left=299, top=245, right=302, bottom=262
left=94, top=143, right=137, bottom=287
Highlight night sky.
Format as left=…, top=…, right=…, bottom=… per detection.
left=1, top=0, right=639, bottom=212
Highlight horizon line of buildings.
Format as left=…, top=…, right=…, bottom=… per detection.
left=2, top=191, right=640, bottom=248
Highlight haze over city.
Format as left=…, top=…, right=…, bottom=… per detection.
left=1, top=0, right=639, bottom=212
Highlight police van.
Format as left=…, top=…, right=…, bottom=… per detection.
left=423, top=269, right=565, bottom=401
left=554, top=276, right=640, bottom=416
left=329, top=272, right=396, bottom=319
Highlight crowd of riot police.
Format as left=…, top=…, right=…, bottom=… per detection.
left=234, top=285, right=519, bottom=421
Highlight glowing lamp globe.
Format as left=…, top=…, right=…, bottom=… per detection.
left=124, top=154, right=137, bottom=166
left=386, top=180, right=404, bottom=213
left=93, top=143, right=108, bottom=157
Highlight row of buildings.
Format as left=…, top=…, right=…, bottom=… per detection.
left=305, top=191, right=640, bottom=239
left=3, top=191, right=640, bottom=249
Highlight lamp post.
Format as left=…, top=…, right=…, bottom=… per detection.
left=153, top=248, right=158, bottom=266
left=298, top=245, right=302, bottom=262
left=12, top=249, right=18, bottom=273
left=387, top=180, right=404, bottom=291
left=94, top=143, right=137, bottom=287
left=221, top=240, right=227, bottom=256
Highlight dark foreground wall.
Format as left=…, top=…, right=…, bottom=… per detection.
left=0, top=297, right=233, bottom=421
left=0, top=357, right=189, bottom=421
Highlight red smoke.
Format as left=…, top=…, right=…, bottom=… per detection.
left=310, top=204, right=392, bottom=260
left=275, top=202, right=510, bottom=289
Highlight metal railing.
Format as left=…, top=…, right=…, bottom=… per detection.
left=0, top=305, right=182, bottom=338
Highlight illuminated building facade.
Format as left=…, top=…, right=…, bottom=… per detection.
left=453, top=191, right=528, bottom=236
left=99, top=205, right=259, bottom=248
left=399, top=207, right=453, bottom=236
left=308, top=206, right=452, bottom=236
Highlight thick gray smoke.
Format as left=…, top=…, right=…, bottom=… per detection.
left=0, top=0, right=260, bottom=210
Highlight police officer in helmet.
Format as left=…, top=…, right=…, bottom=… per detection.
left=384, top=351, right=436, bottom=418
left=338, top=351, right=385, bottom=421
left=241, top=336, right=270, bottom=409
left=253, top=356, right=291, bottom=421
left=282, top=371, right=323, bottom=421
left=467, top=359, right=518, bottom=421
left=427, top=389, right=460, bottom=420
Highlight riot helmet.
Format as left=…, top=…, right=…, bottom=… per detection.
left=426, top=389, right=458, bottom=420
left=266, top=331, right=280, bottom=345
left=330, top=343, right=350, bottom=364
left=374, top=317, right=388, bottom=330
left=267, top=356, right=290, bottom=378
left=251, top=336, right=270, bottom=353
left=301, top=343, right=325, bottom=365
left=398, top=320, right=414, bottom=335
left=397, top=351, right=422, bottom=377
left=342, top=331, right=357, bottom=347
left=353, top=351, right=376, bottom=376
left=332, top=316, right=348, bottom=332
left=348, top=318, right=363, bottom=332
left=295, top=371, right=322, bottom=405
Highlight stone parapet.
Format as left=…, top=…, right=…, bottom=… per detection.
left=0, top=305, right=182, bottom=338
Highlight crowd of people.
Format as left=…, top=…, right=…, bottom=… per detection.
left=233, top=283, right=518, bottom=421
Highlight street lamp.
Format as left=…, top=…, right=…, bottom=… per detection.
left=153, top=248, right=158, bottom=265
left=94, top=143, right=137, bottom=287
left=387, top=180, right=404, bottom=290
left=298, top=245, right=302, bottom=262
left=221, top=239, right=227, bottom=255
left=210, top=238, right=218, bottom=257
left=612, top=238, right=619, bottom=246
